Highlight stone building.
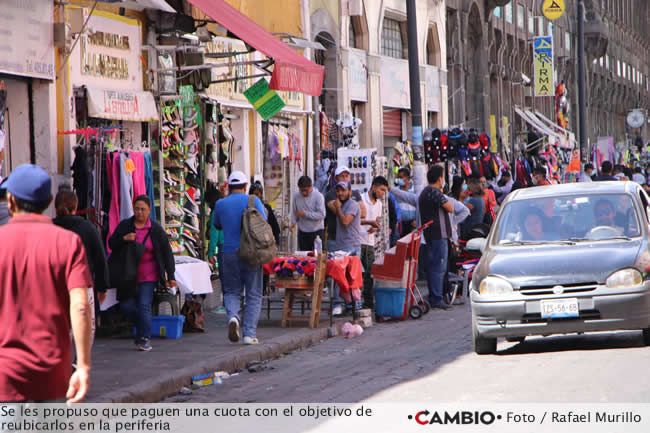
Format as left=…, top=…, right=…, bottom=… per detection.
left=446, top=0, right=649, bottom=153
left=310, top=0, right=448, bottom=154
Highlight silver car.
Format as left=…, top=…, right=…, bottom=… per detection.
left=469, top=181, right=650, bottom=354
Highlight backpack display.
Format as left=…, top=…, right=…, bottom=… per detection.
left=239, top=196, right=278, bottom=266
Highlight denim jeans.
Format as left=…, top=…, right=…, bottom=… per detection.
left=425, top=239, right=448, bottom=305
left=121, top=281, right=156, bottom=343
left=360, top=245, right=376, bottom=309
left=221, top=252, right=262, bottom=338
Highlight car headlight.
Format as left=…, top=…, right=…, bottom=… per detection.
left=606, top=269, right=643, bottom=288
left=479, top=276, right=514, bottom=295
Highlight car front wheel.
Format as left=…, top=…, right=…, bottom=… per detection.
left=472, top=318, right=497, bottom=355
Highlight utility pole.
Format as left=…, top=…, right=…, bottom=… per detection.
left=406, top=0, right=426, bottom=190
left=577, top=0, right=587, bottom=160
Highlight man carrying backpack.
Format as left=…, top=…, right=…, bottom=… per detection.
left=213, top=171, right=269, bottom=345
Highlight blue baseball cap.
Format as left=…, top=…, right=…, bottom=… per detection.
left=1, top=164, right=52, bottom=203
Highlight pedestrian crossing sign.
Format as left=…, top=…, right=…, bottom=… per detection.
left=542, top=0, right=566, bottom=21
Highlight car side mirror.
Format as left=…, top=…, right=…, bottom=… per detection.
left=466, top=238, right=487, bottom=253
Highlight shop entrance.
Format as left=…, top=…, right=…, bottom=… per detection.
left=0, top=76, right=34, bottom=178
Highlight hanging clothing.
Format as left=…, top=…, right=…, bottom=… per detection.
left=71, top=146, right=91, bottom=210
left=107, top=152, right=122, bottom=244
left=144, top=151, right=156, bottom=221
left=131, top=152, right=147, bottom=201
left=119, top=153, right=134, bottom=221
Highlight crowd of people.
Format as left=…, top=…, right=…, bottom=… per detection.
left=2, top=156, right=649, bottom=403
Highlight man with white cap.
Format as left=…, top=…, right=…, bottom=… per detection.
left=324, top=165, right=366, bottom=315
left=0, top=164, right=93, bottom=403
left=212, top=171, right=268, bottom=345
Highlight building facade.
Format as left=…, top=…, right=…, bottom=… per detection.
left=446, top=0, right=650, bottom=154
left=310, top=0, right=448, bottom=155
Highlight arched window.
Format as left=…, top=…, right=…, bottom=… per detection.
left=382, top=17, right=405, bottom=59
left=426, top=25, right=441, bottom=67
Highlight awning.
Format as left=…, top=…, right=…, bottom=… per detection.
left=87, top=88, right=159, bottom=122
left=533, top=110, right=577, bottom=149
left=187, top=0, right=324, bottom=96
left=514, top=106, right=560, bottom=145
left=97, top=0, right=176, bottom=13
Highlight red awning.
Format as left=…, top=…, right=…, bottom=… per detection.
left=188, top=0, right=324, bottom=96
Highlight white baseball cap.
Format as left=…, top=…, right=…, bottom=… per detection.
left=334, top=165, right=351, bottom=176
left=227, top=170, right=248, bottom=186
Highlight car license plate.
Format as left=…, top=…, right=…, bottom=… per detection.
left=540, top=298, right=579, bottom=319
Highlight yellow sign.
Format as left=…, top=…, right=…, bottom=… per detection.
left=542, top=0, right=566, bottom=21
left=489, top=115, right=498, bottom=153
left=533, top=36, right=554, bottom=97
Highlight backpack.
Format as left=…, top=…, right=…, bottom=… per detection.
left=239, top=196, right=278, bottom=266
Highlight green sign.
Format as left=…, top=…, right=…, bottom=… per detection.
left=244, top=79, right=286, bottom=120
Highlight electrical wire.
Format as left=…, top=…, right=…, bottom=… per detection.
left=56, top=0, right=99, bottom=79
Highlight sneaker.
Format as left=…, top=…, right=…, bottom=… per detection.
left=452, top=297, right=465, bottom=306
left=432, top=302, right=452, bottom=311
left=228, top=317, right=240, bottom=343
left=137, top=339, right=153, bottom=352
left=242, top=336, right=259, bottom=345
left=332, top=304, right=344, bottom=316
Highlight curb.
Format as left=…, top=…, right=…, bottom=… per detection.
left=93, top=323, right=342, bottom=403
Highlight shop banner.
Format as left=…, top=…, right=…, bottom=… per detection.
left=69, top=8, right=143, bottom=92
left=0, top=0, right=54, bottom=80
left=533, top=36, right=554, bottom=97
left=489, top=114, right=498, bottom=153
left=348, top=49, right=368, bottom=102
left=86, top=88, right=159, bottom=122
left=205, top=37, right=253, bottom=103
left=380, top=57, right=410, bottom=109
left=244, top=79, right=286, bottom=120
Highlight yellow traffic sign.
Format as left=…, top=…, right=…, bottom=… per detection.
left=542, top=0, right=566, bottom=21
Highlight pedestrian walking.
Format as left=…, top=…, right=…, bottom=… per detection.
left=109, top=195, right=176, bottom=352
left=579, top=164, right=594, bottom=183
left=291, top=175, right=326, bottom=251
left=54, top=188, right=110, bottom=305
left=418, top=165, right=454, bottom=310
left=396, top=167, right=417, bottom=238
left=250, top=181, right=281, bottom=246
left=0, top=164, right=93, bottom=403
left=594, top=161, right=618, bottom=181
left=213, top=171, right=267, bottom=345
left=360, top=176, right=388, bottom=309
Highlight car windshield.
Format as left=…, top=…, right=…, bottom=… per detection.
left=495, top=193, right=642, bottom=245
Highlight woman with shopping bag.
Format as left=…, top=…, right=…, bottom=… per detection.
left=109, top=195, right=176, bottom=352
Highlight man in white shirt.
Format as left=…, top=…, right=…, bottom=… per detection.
left=489, top=171, right=514, bottom=204
left=633, top=167, right=646, bottom=185
left=360, top=176, right=389, bottom=310
left=579, top=164, right=594, bottom=183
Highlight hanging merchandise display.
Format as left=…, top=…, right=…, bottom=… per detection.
left=0, top=81, right=6, bottom=180
left=158, top=93, right=204, bottom=259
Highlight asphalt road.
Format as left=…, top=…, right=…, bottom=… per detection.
left=167, top=304, right=650, bottom=403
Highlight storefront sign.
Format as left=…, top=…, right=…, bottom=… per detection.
left=0, top=0, right=54, bottom=80
left=533, top=36, right=554, bottom=97
left=244, top=79, right=286, bottom=120
left=489, top=114, right=498, bottom=153
left=425, top=66, right=440, bottom=112
left=69, top=8, right=143, bottom=91
left=542, top=0, right=566, bottom=21
left=348, top=49, right=368, bottom=102
left=86, top=87, right=159, bottom=122
left=205, top=37, right=253, bottom=103
left=380, top=57, right=410, bottom=109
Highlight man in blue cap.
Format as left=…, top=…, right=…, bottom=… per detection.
left=0, top=164, right=93, bottom=403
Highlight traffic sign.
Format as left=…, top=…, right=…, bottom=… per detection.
left=542, top=0, right=566, bottom=21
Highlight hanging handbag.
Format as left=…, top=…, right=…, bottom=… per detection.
left=108, top=228, right=152, bottom=301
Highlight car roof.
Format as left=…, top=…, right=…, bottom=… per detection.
left=507, top=181, right=639, bottom=202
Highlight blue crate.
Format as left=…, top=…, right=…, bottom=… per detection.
left=374, top=287, right=406, bottom=318
left=152, top=315, right=185, bottom=339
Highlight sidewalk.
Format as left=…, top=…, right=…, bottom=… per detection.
left=88, top=310, right=342, bottom=402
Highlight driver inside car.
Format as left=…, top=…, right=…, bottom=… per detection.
left=593, top=199, right=625, bottom=235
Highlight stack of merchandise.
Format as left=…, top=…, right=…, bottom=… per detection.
left=160, top=98, right=203, bottom=258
